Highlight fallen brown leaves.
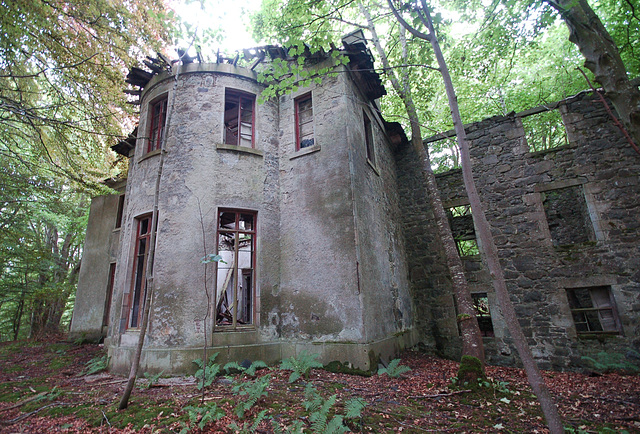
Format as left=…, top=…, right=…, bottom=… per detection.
left=0, top=340, right=638, bottom=433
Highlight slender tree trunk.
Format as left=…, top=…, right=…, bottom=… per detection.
left=119, top=63, right=182, bottom=410
left=360, top=3, right=485, bottom=368
left=545, top=0, right=640, bottom=147
left=389, top=2, right=564, bottom=432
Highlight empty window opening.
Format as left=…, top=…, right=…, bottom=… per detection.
left=216, top=210, right=256, bottom=328
left=103, top=263, right=116, bottom=329
left=148, top=97, right=167, bottom=153
left=128, top=215, right=151, bottom=328
left=224, top=90, right=255, bottom=147
left=115, top=194, right=125, bottom=229
left=522, top=109, right=567, bottom=152
left=542, top=185, right=595, bottom=246
left=447, top=205, right=479, bottom=257
left=472, top=293, right=494, bottom=337
left=364, top=111, right=375, bottom=164
left=430, top=136, right=460, bottom=173
left=295, top=93, right=314, bottom=150
left=566, top=286, right=620, bottom=334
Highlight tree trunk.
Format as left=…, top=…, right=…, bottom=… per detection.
left=545, top=0, right=640, bottom=147
left=360, top=3, right=486, bottom=369
left=404, top=3, right=564, bottom=432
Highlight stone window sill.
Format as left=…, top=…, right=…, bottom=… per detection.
left=138, top=148, right=161, bottom=163
left=216, top=144, right=264, bottom=157
left=290, top=144, right=321, bottom=160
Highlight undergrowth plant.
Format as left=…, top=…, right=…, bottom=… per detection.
left=228, top=409, right=269, bottom=434
left=224, top=360, right=268, bottom=376
left=581, top=350, right=640, bottom=374
left=377, top=358, right=411, bottom=378
left=193, top=352, right=221, bottom=390
left=140, top=371, right=164, bottom=389
left=280, top=350, right=323, bottom=383
left=83, top=354, right=110, bottom=375
left=232, top=374, right=271, bottom=417
left=180, top=403, right=225, bottom=433
left=303, top=383, right=367, bottom=433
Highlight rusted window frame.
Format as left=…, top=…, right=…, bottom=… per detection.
left=127, top=214, right=152, bottom=329
left=147, top=96, right=168, bottom=153
left=224, top=89, right=255, bottom=148
left=214, top=209, right=257, bottom=330
left=295, top=92, right=314, bottom=150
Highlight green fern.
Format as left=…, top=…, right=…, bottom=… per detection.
left=344, top=397, right=367, bottom=419
left=280, top=350, right=323, bottom=383
left=182, top=403, right=225, bottom=430
left=377, top=358, right=411, bottom=378
left=303, top=383, right=351, bottom=434
left=193, top=352, right=221, bottom=390
left=224, top=359, right=268, bottom=376
left=581, top=351, right=640, bottom=374
left=271, top=419, right=306, bottom=434
left=83, top=354, right=110, bottom=375
left=232, top=374, right=271, bottom=417
left=229, top=409, right=269, bottom=433
left=139, top=370, right=164, bottom=389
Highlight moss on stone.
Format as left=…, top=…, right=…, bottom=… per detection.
left=323, top=360, right=372, bottom=377
left=456, top=355, right=486, bottom=386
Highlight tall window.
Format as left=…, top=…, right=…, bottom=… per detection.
left=295, top=93, right=314, bottom=150
left=472, top=293, right=494, bottom=337
left=148, top=97, right=167, bottom=153
left=216, top=210, right=256, bottom=328
left=129, top=215, right=151, bottom=328
left=103, top=263, right=116, bottom=329
left=447, top=205, right=480, bottom=257
left=224, top=90, right=255, bottom=147
left=566, top=286, right=620, bottom=334
left=542, top=185, right=595, bottom=246
left=364, top=111, right=375, bottom=164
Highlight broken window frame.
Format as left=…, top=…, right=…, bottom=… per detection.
left=447, top=204, right=480, bottom=257
left=115, top=194, right=125, bottom=229
left=127, top=214, right=152, bottom=329
left=472, top=293, right=494, bottom=337
left=295, top=92, right=314, bottom=150
left=363, top=111, right=376, bottom=165
left=566, top=286, right=621, bottom=335
left=215, top=209, right=256, bottom=330
left=147, top=96, right=168, bottom=153
left=224, top=89, right=255, bottom=148
left=103, top=262, right=116, bottom=329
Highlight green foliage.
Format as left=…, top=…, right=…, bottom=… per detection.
left=232, top=374, right=271, bottom=418
left=581, top=351, right=640, bottom=374
left=303, top=383, right=364, bottom=434
left=200, top=254, right=227, bottom=264
left=193, top=353, right=221, bottom=390
left=377, top=358, right=411, bottom=378
left=224, top=359, right=268, bottom=376
left=280, top=350, right=323, bottom=383
left=271, top=419, right=306, bottom=434
left=456, top=355, right=486, bottom=385
left=83, top=355, right=110, bottom=376
left=522, top=109, right=568, bottom=152
left=228, top=409, right=269, bottom=434
left=181, top=403, right=225, bottom=431
left=140, top=371, right=164, bottom=389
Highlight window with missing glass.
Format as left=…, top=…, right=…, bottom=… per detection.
left=215, top=210, right=256, bottom=328
left=128, top=215, right=151, bottom=328
left=224, top=90, right=255, bottom=148
left=147, top=97, right=167, bottom=153
left=295, top=93, right=314, bottom=150
left=447, top=204, right=479, bottom=257
left=472, top=293, right=494, bottom=337
left=566, top=286, right=620, bottom=335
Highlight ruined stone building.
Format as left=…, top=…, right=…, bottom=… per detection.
left=70, top=35, right=640, bottom=373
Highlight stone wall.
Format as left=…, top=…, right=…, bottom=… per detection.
left=397, top=92, right=640, bottom=370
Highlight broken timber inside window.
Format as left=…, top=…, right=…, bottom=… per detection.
left=566, top=286, right=620, bottom=334
left=447, top=204, right=479, bottom=257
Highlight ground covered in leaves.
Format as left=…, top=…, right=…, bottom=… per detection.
left=0, top=338, right=639, bottom=433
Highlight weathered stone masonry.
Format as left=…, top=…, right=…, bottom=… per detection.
left=396, top=91, right=640, bottom=370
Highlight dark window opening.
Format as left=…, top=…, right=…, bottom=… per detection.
left=103, top=263, right=116, bottom=328
left=115, top=194, right=125, bottom=229
left=447, top=205, right=479, bottom=257
left=295, top=93, right=314, bottom=150
left=566, top=286, right=620, bottom=334
left=224, top=90, right=255, bottom=147
left=364, top=111, right=375, bottom=164
left=148, top=97, right=167, bottom=153
left=472, top=293, right=494, bottom=337
left=542, top=185, right=595, bottom=246
left=128, top=215, right=151, bottom=328
left=216, top=210, right=256, bottom=328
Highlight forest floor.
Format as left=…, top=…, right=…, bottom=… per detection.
left=0, top=338, right=639, bottom=433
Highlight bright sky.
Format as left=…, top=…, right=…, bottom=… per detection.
left=171, top=0, right=263, bottom=58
